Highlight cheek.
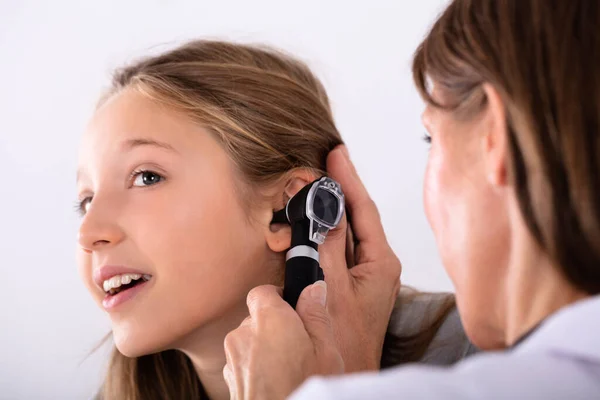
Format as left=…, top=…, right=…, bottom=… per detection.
left=423, top=152, right=438, bottom=230
left=423, top=144, right=452, bottom=244
left=141, top=183, right=265, bottom=297
left=423, top=134, right=473, bottom=286
left=112, top=181, right=272, bottom=355
left=159, top=182, right=263, bottom=269
left=423, top=136, right=509, bottom=346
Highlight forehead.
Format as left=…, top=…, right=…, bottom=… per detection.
left=81, top=89, right=180, bottom=152
left=77, top=89, right=220, bottom=177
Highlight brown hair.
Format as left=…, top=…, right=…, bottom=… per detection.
left=412, top=0, right=600, bottom=294
left=95, top=40, right=455, bottom=399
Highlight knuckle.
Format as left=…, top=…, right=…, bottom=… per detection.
left=240, top=315, right=253, bottom=328
left=369, top=198, right=381, bottom=218
left=326, top=349, right=344, bottom=371
left=246, top=286, right=263, bottom=306
left=223, top=331, right=238, bottom=352
left=247, top=285, right=281, bottom=310
left=306, top=307, right=332, bottom=328
left=389, top=256, right=402, bottom=279
left=254, top=303, right=285, bottom=325
left=222, top=364, right=232, bottom=381
left=386, top=263, right=401, bottom=281
left=253, top=306, right=268, bottom=322
left=316, top=345, right=344, bottom=374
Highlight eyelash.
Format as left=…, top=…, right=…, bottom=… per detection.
left=73, top=199, right=87, bottom=217
left=74, top=169, right=165, bottom=217
left=422, top=133, right=432, bottom=144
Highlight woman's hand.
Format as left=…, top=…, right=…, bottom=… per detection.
left=320, top=145, right=402, bottom=372
left=223, top=145, right=402, bottom=399
left=223, top=283, right=344, bottom=400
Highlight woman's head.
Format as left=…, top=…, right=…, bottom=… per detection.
left=414, top=0, right=600, bottom=348
left=76, top=40, right=342, bottom=360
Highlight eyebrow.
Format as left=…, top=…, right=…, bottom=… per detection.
left=76, top=138, right=178, bottom=184
left=122, top=138, right=178, bottom=153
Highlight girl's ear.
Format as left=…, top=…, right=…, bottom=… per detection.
left=264, top=170, right=316, bottom=253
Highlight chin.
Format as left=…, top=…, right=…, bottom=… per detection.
left=462, top=318, right=505, bottom=350
left=112, top=325, right=174, bottom=358
left=113, top=333, right=153, bottom=358
left=455, top=299, right=506, bottom=350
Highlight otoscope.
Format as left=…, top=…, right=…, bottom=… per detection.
left=271, top=177, right=345, bottom=309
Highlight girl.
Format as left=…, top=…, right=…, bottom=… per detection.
left=75, top=40, right=473, bottom=399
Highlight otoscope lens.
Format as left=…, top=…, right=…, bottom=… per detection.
left=313, top=190, right=339, bottom=225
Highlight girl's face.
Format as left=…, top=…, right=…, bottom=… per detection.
left=76, top=88, right=281, bottom=356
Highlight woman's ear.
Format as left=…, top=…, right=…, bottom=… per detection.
left=481, top=83, right=509, bottom=188
left=264, top=170, right=317, bottom=253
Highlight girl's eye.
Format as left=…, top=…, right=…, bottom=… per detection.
left=132, top=170, right=164, bottom=187
left=74, top=197, right=92, bottom=216
left=74, top=171, right=164, bottom=217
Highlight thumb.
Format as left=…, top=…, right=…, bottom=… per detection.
left=295, top=281, right=335, bottom=352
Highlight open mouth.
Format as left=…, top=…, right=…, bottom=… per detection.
left=103, top=273, right=152, bottom=296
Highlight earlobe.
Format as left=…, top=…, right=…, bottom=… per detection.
left=264, top=170, right=317, bottom=253
left=482, top=84, right=509, bottom=188
left=265, top=223, right=292, bottom=253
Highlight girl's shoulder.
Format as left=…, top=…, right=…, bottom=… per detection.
left=383, top=286, right=478, bottom=367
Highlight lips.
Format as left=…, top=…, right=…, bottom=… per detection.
left=93, top=265, right=153, bottom=310
left=102, top=279, right=151, bottom=310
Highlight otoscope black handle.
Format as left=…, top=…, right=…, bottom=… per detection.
left=283, top=214, right=325, bottom=308
left=283, top=254, right=322, bottom=309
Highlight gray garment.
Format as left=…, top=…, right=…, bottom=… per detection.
left=384, top=286, right=478, bottom=366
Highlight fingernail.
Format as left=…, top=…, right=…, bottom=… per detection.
left=311, top=280, right=327, bottom=306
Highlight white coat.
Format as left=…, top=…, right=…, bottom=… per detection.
left=290, top=295, right=600, bottom=399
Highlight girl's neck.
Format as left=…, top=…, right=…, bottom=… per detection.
left=176, top=303, right=250, bottom=400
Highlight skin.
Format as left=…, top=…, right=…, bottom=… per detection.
left=420, top=86, right=509, bottom=349
left=76, top=87, right=311, bottom=400
left=223, top=85, right=589, bottom=399
left=422, top=85, right=586, bottom=348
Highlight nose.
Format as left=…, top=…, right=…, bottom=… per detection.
left=78, top=196, right=125, bottom=253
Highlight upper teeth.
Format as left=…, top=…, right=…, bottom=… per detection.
left=102, top=273, right=150, bottom=292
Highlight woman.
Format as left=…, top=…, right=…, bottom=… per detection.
left=222, top=0, right=600, bottom=398
left=76, top=40, right=473, bottom=399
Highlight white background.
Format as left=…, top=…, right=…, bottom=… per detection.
left=0, top=0, right=451, bottom=398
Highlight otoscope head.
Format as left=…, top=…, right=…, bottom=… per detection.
left=271, top=177, right=344, bottom=245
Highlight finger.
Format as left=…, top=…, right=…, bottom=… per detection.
left=246, top=284, right=289, bottom=318
left=318, top=211, right=351, bottom=292
left=222, top=364, right=237, bottom=400
left=327, top=145, right=388, bottom=261
left=223, top=325, right=252, bottom=370
left=223, top=330, right=239, bottom=366
left=223, top=329, right=247, bottom=400
left=239, top=315, right=253, bottom=328
left=295, top=281, right=336, bottom=354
